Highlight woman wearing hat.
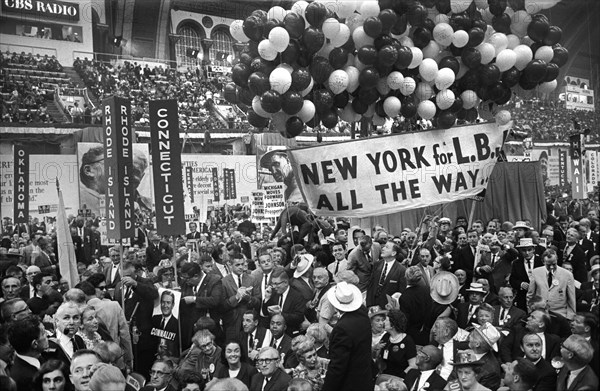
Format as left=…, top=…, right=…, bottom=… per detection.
left=375, top=309, right=416, bottom=379
left=444, top=350, right=491, bottom=391
left=368, top=306, right=388, bottom=348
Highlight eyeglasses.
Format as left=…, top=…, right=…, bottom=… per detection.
left=560, top=343, right=574, bottom=354
left=256, top=358, right=279, bottom=365
left=97, top=285, right=107, bottom=290
left=150, top=370, right=171, bottom=377
left=198, top=341, right=214, bottom=349
left=417, top=348, right=430, bottom=360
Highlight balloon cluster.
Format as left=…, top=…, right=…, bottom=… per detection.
left=225, top=0, right=567, bottom=138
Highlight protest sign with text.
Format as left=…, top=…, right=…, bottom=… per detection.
left=288, top=122, right=509, bottom=217
left=13, top=145, right=29, bottom=223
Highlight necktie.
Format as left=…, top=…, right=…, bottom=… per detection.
left=412, top=372, right=422, bottom=391
left=271, top=337, right=277, bottom=348
left=225, top=264, right=230, bottom=274
left=249, top=334, right=255, bottom=349
left=238, top=274, right=242, bottom=288
left=262, top=377, right=270, bottom=391
left=527, top=259, right=531, bottom=270
left=500, top=308, right=506, bottom=323
left=193, top=285, right=197, bottom=295
left=160, top=317, right=165, bottom=329
left=278, top=295, right=283, bottom=307
left=334, top=261, right=339, bottom=275
left=379, top=262, right=388, bottom=286
left=70, top=337, right=77, bottom=354
left=491, top=254, right=496, bottom=267
left=547, top=271, right=553, bottom=287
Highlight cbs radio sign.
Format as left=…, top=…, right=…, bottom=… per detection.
left=3, top=0, right=80, bottom=21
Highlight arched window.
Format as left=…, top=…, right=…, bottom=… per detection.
left=175, top=24, right=204, bottom=70
left=210, top=29, right=233, bottom=66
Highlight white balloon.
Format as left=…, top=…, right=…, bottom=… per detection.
left=383, top=96, right=402, bottom=117
left=298, top=100, right=316, bottom=122
left=323, top=18, right=341, bottom=39
left=276, top=63, right=294, bottom=74
left=417, top=100, right=436, bottom=120
left=435, top=68, right=456, bottom=90
left=328, top=70, right=350, bottom=94
left=346, top=13, right=365, bottom=33
left=495, top=110, right=511, bottom=125
left=258, top=39, right=277, bottom=61
left=535, top=46, right=554, bottom=63
left=291, top=1, right=309, bottom=17
left=423, top=41, right=442, bottom=59
left=451, top=0, right=473, bottom=13
left=352, top=26, right=374, bottom=48
left=434, top=14, right=450, bottom=25
left=506, top=34, right=521, bottom=49
left=488, top=33, right=508, bottom=55
left=344, top=66, right=360, bottom=92
left=267, top=6, right=286, bottom=22
left=399, top=77, right=416, bottom=96
left=387, top=71, right=405, bottom=90
left=269, top=67, right=292, bottom=94
left=495, top=49, right=517, bottom=72
left=336, top=0, right=358, bottom=19
left=513, top=45, right=533, bottom=71
left=268, top=27, right=290, bottom=53
left=331, top=24, right=351, bottom=47
left=230, top=20, right=249, bottom=43
left=461, top=90, right=479, bottom=109
left=433, top=23, right=454, bottom=47
left=452, top=30, right=469, bottom=48
left=538, top=79, right=558, bottom=94
left=359, top=1, right=380, bottom=18
left=477, top=43, right=496, bottom=64
left=415, top=82, right=434, bottom=101
left=419, top=58, right=439, bottom=82
left=436, top=89, right=456, bottom=110
left=399, top=36, right=414, bottom=47
left=252, top=96, right=271, bottom=118
left=524, top=0, right=542, bottom=14
left=408, top=47, right=423, bottom=69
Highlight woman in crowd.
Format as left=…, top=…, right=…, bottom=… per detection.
left=306, top=323, right=329, bottom=359
left=374, top=309, right=416, bottom=378
left=369, top=306, right=388, bottom=348
left=214, top=341, right=257, bottom=388
left=445, top=352, right=490, bottom=391
left=33, top=359, right=71, bottom=391
left=154, top=266, right=175, bottom=289
left=291, top=335, right=330, bottom=391
left=76, top=306, right=106, bottom=349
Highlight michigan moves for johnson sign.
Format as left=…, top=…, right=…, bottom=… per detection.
left=2, top=0, right=79, bottom=21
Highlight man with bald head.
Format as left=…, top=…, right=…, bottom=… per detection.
left=20, top=265, right=41, bottom=300
left=404, top=345, right=447, bottom=390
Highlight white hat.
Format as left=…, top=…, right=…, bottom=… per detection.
left=473, top=322, right=501, bottom=351
left=513, top=221, right=530, bottom=230
left=516, top=238, right=535, bottom=248
left=293, top=254, right=313, bottom=278
left=465, top=282, right=486, bottom=294
left=327, top=281, right=362, bottom=312
left=430, top=272, right=459, bottom=305
left=439, top=217, right=452, bottom=224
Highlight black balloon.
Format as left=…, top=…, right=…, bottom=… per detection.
left=223, top=83, right=238, bottom=103
left=391, top=13, right=408, bottom=35
left=314, top=89, right=334, bottom=114
left=465, top=107, right=478, bottom=122
left=461, top=47, right=482, bottom=69
left=306, top=113, right=320, bottom=128
left=400, top=100, right=417, bottom=118
left=359, top=88, right=380, bottom=105
left=248, top=72, right=270, bottom=96
left=243, top=15, right=263, bottom=42
left=232, top=63, right=251, bottom=87
left=543, top=26, right=562, bottom=46
left=437, top=110, right=456, bottom=129
left=527, top=17, right=550, bottom=43
left=281, top=41, right=300, bottom=64
left=487, top=82, right=506, bottom=101
left=471, top=18, right=487, bottom=32
left=449, top=96, right=463, bottom=113
left=303, top=27, right=325, bottom=54
left=480, top=64, right=501, bottom=86
left=291, top=68, right=311, bottom=91
left=407, top=3, right=427, bottom=27
left=321, top=110, right=339, bottom=129
left=358, top=45, right=378, bottom=65
left=329, top=47, right=349, bottom=69
left=364, top=17, right=383, bottom=38
left=467, top=27, right=485, bottom=47
left=456, top=108, right=467, bottom=120
left=436, top=0, right=451, bottom=14
left=352, top=98, right=369, bottom=114
left=395, top=45, right=413, bottom=69
left=247, top=109, right=270, bottom=128
left=359, top=67, right=380, bottom=90
left=544, top=63, right=560, bottom=82
left=378, top=45, right=399, bottom=67
left=283, top=12, right=305, bottom=39
left=438, top=56, right=460, bottom=74
left=459, top=69, right=481, bottom=91
left=519, top=77, right=538, bottom=90
left=263, top=19, right=279, bottom=38
left=374, top=35, right=395, bottom=50
left=260, top=90, right=282, bottom=113
left=551, top=45, right=568, bottom=67
left=239, top=52, right=253, bottom=66
left=413, top=27, right=432, bottom=49
left=250, top=57, right=275, bottom=75
left=379, top=9, right=398, bottom=34
left=492, top=13, right=511, bottom=34
left=375, top=100, right=387, bottom=117
left=495, top=85, right=512, bottom=105
left=333, top=91, right=349, bottom=108
left=488, top=0, right=507, bottom=17
left=450, top=13, right=472, bottom=31
left=311, top=57, right=333, bottom=85
left=522, top=59, right=547, bottom=83
left=237, top=88, right=253, bottom=105
left=501, top=67, right=521, bottom=87
left=305, top=1, right=327, bottom=28
left=283, top=116, right=304, bottom=138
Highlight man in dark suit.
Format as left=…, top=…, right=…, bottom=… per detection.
left=366, top=241, right=407, bottom=308
left=556, top=334, right=599, bottom=391
left=510, top=238, right=542, bottom=311
left=500, top=310, right=560, bottom=364
left=289, top=254, right=316, bottom=302
left=404, top=345, right=447, bottom=391
left=241, top=310, right=270, bottom=362
left=493, top=286, right=527, bottom=333
left=186, top=222, right=202, bottom=240
left=266, top=314, right=294, bottom=368
left=145, top=234, right=173, bottom=271
left=399, top=266, right=433, bottom=346
left=520, top=333, right=557, bottom=391
left=261, top=269, right=307, bottom=336
left=501, top=358, right=541, bottom=391
left=454, top=229, right=480, bottom=282
left=559, top=228, right=588, bottom=284
left=221, top=254, right=260, bottom=342
left=151, top=290, right=180, bottom=357
left=7, top=315, right=48, bottom=391
left=113, top=259, right=158, bottom=377
left=456, top=282, right=486, bottom=329
left=322, top=281, right=374, bottom=391
left=47, top=301, right=86, bottom=367
left=104, top=248, right=122, bottom=290
left=249, top=347, right=292, bottom=391
left=179, top=260, right=223, bottom=348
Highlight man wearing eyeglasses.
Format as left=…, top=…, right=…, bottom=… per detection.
left=141, top=359, right=176, bottom=391
left=249, top=347, right=291, bottom=391
left=19, top=265, right=41, bottom=300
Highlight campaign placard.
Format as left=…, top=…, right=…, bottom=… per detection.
left=13, top=145, right=29, bottom=223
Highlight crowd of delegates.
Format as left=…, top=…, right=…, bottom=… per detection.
left=73, top=58, right=228, bottom=131
left=0, top=200, right=599, bottom=391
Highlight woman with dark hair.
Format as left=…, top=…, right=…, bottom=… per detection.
left=374, top=309, right=416, bottom=378
left=33, top=359, right=72, bottom=391
left=214, top=341, right=257, bottom=388
left=154, top=266, right=175, bottom=289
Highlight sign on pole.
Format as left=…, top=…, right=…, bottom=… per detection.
left=13, top=145, right=29, bottom=223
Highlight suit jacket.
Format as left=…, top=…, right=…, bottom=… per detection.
left=399, top=284, right=433, bottom=345
left=46, top=334, right=86, bottom=366
left=417, top=262, right=436, bottom=288
left=104, top=263, right=121, bottom=289
left=559, top=242, right=587, bottom=283
left=477, top=351, right=501, bottom=391
left=483, top=291, right=500, bottom=306
left=527, top=266, right=576, bottom=319
left=509, top=254, right=542, bottom=311
left=11, top=355, right=39, bottom=391
left=216, top=361, right=257, bottom=388
left=455, top=245, right=477, bottom=281
left=456, top=302, right=480, bottom=330
left=34, top=251, right=54, bottom=275
left=322, top=307, right=374, bottom=391
left=500, top=329, right=560, bottom=364
left=491, top=250, right=519, bottom=293
left=366, top=260, right=407, bottom=308
left=241, top=326, right=270, bottom=362
left=290, top=276, right=314, bottom=302
left=267, top=333, right=295, bottom=368
left=404, top=368, right=447, bottom=391
left=179, top=272, right=223, bottom=346
left=579, top=238, right=596, bottom=262
left=145, top=241, right=173, bottom=270
left=347, top=246, right=374, bottom=291
left=556, top=365, right=599, bottom=391
left=186, top=231, right=201, bottom=239
left=492, top=305, right=526, bottom=331
left=113, top=276, right=158, bottom=339
left=262, top=287, right=307, bottom=335
left=249, top=367, right=292, bottom=391
left=221, top=273, right=260, bottom=341
left=534, top=357, right=558, bottom=391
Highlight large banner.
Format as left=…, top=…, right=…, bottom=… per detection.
left=288, top=122, right=507, bottom=217
left=1, top=155, right=79, bottom=220
left=149, top=100, right=185, bottom=235
left=13, top=145, right=29, bottom=223
left=77, top=143, right=153, bottom=220
left=257, top=146, right=303, bottom=203
left=181, top=155, right=256, bottom=221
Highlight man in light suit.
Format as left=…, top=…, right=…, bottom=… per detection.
left=527, top=249, right=576, bottom=320
left=417, top=247, right=435, bottom=288
left=556, top=334, right=599, bottom=391
left=347, top=235, right=375, bottom=291
left=366, top=241, right=406, bottom=308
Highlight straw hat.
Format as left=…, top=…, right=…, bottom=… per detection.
left=430, top=272, right=459, bottom=305
left=473, top=322, right=501, bottom=351
left=327, top=281, right=362, bottom=312
left=465, top=282, right=486, bottom=294
left=293, top=254, right=314, bottom=278
left=368, top=305, right=388, bottom=319
left=513, top=221, right=530, bottom=230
